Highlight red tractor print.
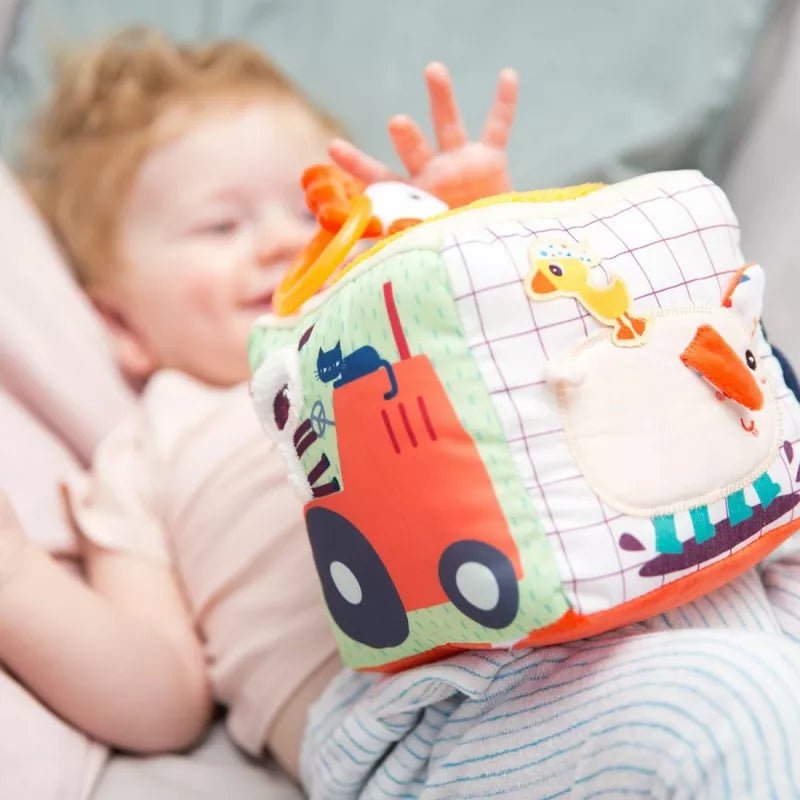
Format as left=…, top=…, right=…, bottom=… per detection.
left=303, top=282, right=524, bottom=650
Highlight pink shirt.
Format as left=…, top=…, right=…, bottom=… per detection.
left=67, top=370, right=337, bottom=754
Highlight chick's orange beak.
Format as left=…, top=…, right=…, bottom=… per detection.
left=531, top=269, right=556, bottom=294
left=680, top=324, right=763, bottom=411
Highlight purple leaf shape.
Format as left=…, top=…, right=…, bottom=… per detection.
left=298, top=325, right=315, bottom=351
left=784, top=440, right=794, bottom=464
left=619, top=533, right=646, bottom=552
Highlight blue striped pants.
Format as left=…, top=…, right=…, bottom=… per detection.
left=301, top=550, right=800, bottom=799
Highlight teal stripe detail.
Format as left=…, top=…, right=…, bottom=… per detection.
left=753, top=473, right=781, bottom=510
left=727, top=490, right=753, bottom=525
left=653, top=515, right=682, bottom=554
left=689, top=505, right=715, bottom=544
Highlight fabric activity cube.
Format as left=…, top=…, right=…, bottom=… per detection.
left=249, top=169, right=800, bottom=671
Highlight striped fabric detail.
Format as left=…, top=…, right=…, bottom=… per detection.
left=302, top=566, right=800, bottom=798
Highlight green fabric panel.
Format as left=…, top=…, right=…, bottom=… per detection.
left=254, top=249, right=568, bottom=668
left=248, top=322, right=296, bottom=373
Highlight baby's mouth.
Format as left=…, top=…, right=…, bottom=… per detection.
left=241, top=290, right=275, bottom=313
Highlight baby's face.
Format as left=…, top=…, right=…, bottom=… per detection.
left=113, top=98, right=327, bottom=385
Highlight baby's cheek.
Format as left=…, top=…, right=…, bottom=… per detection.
left=183, top=270, right=228, bottom=316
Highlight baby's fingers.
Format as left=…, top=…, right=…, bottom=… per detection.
left=425, top=62, right=467, bottom=152
left=388, top=115, right=434, bottom=177
left=481, top=68, right=519, bottom=149
left=328, top=138, right=396, bottom=186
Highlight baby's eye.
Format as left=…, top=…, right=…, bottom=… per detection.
left=198, top=219, right=240, bottom=236
left=283, top=206, right=316, bottom=228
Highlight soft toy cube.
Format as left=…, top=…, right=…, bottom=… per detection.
left=250, top=170, right=800, bottom=671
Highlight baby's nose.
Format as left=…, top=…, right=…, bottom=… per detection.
left=255, top=210, right=315, bottom=265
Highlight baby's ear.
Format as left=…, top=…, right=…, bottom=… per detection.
left=721, top=263, right=765, bottom=326
left=88, top=287, right=157, bottom=380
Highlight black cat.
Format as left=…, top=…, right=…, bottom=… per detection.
left=317, top=342, right=398, bottom=400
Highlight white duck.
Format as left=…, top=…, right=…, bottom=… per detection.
left=547, top=263, right=782, bottom=554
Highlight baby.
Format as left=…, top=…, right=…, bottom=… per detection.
left=9, top=28, right=800, bottom=800
left=0, top=27, right=518, bottom=782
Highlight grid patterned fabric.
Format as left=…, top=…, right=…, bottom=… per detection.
left=442, top=171, right=800, bottom=616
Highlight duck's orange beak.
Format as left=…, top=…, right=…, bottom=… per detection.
left=680, top=324, right=763, bottom=411
left=531, top=269, right=556, bottom=294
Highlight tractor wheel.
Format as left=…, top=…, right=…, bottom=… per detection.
left=306, top=507, right=409, bottom=649
left=438, top=540, right=519, bottom=629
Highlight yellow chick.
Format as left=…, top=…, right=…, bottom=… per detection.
left=525, top=239, right=647, bottom=344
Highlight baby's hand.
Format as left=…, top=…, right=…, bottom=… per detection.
left=329, top=62, right=518, bottom=209
left=0, top=492, right=30, bottom=590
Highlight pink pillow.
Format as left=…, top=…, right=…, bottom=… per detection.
left=0, top=667, right=106, bottom=800
left=0, top=158, right=135, bottom=798
left=0, top=159, right=135, bottom=466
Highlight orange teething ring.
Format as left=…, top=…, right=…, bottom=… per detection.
left=273, top=193, right=373, bottom=316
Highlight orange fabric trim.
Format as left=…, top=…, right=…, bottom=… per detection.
left=681, top=324, right=764, bottom=410
left=720, top=262, right=756, bottom=308
left=364, top=515, right=800, bottom=673
left=301, top=163, right=383, bottom=236
left=516, top=514, right=800, bottom=648
left=386, top=217, right=423, bottom=235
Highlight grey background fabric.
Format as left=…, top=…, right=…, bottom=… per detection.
left=722, top=0, right=800, bottom=367
left=0, top=0, right=775, bottom=188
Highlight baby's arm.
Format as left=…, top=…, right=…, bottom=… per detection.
left=329, top=62, right=518, bottom=208
left=0, top=492, right=211, bottom=752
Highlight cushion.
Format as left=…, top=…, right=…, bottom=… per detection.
left=0, top=0, right=776, bottom=188
left=0, top=158, right=134, bottom=799
left=0, top=158, right=135, bottom=545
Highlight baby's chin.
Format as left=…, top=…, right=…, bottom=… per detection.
left=186, top=331, right=258, bottom=387
left=193, top=356, right=253, bottom=387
